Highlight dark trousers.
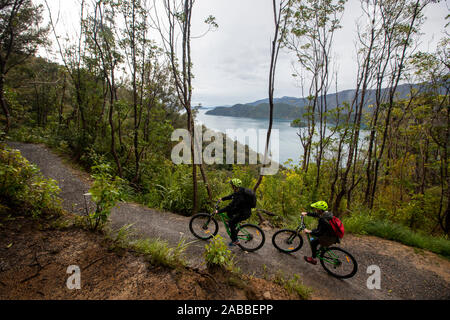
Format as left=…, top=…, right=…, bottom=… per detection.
left=310, top=237, right=320, bottom=258
left=228, top=212, right=250, bottom=242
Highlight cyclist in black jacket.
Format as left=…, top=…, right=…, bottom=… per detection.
left=216, top=178, right=253, bottom=246
left=301, top=201, right=339, bottom=265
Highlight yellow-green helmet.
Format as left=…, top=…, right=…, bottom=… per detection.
left=230, top=178, right=242, bottom=188
left=311, top=201, right=328, bottom=211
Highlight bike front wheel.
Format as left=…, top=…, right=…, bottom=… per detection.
left=319, top=247, right=358, bottom=279
left=189, top=213, right=219, bottom=240
left=272, top=229, right=304, bottom=253
left=237, top=224, right=265, bottom=252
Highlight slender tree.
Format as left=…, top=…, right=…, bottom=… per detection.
left=283, top=0, right=346, bottom=193
left=152, top=0, right=216, bottom=213
left=253, top=0, right=292, bottom=192
left=367, top=0, right=432, bottom=209
left=89, top=0, right=124, bottom=177
left=0, top=0, right=48, bottom=133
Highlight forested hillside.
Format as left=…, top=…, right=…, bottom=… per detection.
left=206, top=102, right=303, bottom=119
left=205, top=83, right=429, bottom=122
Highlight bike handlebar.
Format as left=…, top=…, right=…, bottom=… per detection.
left=300, top=215, right=306, bottom=228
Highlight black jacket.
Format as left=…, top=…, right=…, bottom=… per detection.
left=218, top=187, right=253, bottom=217
left=306, top=211, right=338, bottom=240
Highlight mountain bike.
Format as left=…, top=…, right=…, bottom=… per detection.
left=272, top=216, right=358, bottom=279
left=189, top=200, right=265, bottom=252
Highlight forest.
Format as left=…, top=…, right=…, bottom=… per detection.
left=0, top=0, right=448, bottom=257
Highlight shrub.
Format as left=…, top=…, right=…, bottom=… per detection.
left=25, top=174, right=61, bottom=217
left=86, top=163, right=124, bottom=231
left=204, top=235, right=237, bottom=271
left=342, top=212, right=374, bottom=235
left=152, top=164, right=212, bottom=215
left=0, top=145, right=61, bottom=217
left=256, top=165, right=322, bottom=223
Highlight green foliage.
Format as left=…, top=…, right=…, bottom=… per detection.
left=0, top=145, right=61, bottom=217
left=343, top=213, right=450, bottom=259
left=204, top=235, right=237, bottom=271
left=342, top=212, right=374, bottom=235
left=256, top=163, right=326, bottom=226
left=155, top=171, right=196, bottom=214
left=26, top=174, right=61, bottom=218
left=231, top=165, right=255, bottom=189
left=108, top=223, right=135, bottom=249
left=79, top=147, right=108, bottom=170
left=3, top=86, right=23, bottom=120
left=273, top=270, right=312, bottom=300
left=137, top=162, right=229, bottom=216
left=9, top=126, right=51, bottom=144
left=104, top=223, right=190, bottom=268
left=86, top=163, right=124, bottom=231
left=132, top=237, right=189, bottom=268
left=153, top=164, right=208, bottom=215
left=396, top=190, right=442, bottom=232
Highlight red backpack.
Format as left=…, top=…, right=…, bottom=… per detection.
left=329, top=216, right=345, bottom=239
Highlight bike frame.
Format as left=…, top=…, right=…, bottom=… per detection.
left=294, top=216, right=341, bottom=266
left=210, top=201, right=253, bottom=241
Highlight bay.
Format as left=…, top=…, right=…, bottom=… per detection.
left=195, top=108, right=304, bottom=166
left=195, top=108, right=370, bottom=167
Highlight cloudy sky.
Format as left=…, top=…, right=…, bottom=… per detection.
left=189, top=0, right=449, bottom=107
left=40, top=0, right=449, bottom=107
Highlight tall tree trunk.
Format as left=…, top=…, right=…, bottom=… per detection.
left=254, top=0, right=289, bottom=192
left=369, top=0, right=425, bottom=209
left=109, top=74, right=123, bottom=178
left=59, top=72, right=67, bottom=128
left=0, top=74, right=11, bottom=134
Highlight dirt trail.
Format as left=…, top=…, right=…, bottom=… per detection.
left=7, top=142, right=450, bottom=300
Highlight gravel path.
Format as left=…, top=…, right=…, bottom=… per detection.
left=8, top=142, right=450, bottom=300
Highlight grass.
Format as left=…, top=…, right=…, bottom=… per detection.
left=132, top=238, right=188, bottom=268
left=227, top=275, right=248, bottom=289
left=106, top=224, right=191, bottom=269
left=273, top=270, right=312, bottom=300
left=343, top=214, right=450, bottom=259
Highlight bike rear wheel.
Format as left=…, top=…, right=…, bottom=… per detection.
left=319, top=247, right=358, bottom=279
left=236, top=224, right=265, bottom=252
left=189, top=213, right=219, bottom=240
left=272, top=229, right=303, bottom=253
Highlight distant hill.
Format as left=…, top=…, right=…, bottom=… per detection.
left=207, top=103, right=303, bottom=120
left=206, top=83, right=422, bottom=120
left=198, top=105, right=230, bottom=110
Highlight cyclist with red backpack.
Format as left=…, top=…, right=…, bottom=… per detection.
left=301, top=201, right=344, bottom=265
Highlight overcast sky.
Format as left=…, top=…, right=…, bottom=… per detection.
left=39, top=0, right=449, bottom=107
